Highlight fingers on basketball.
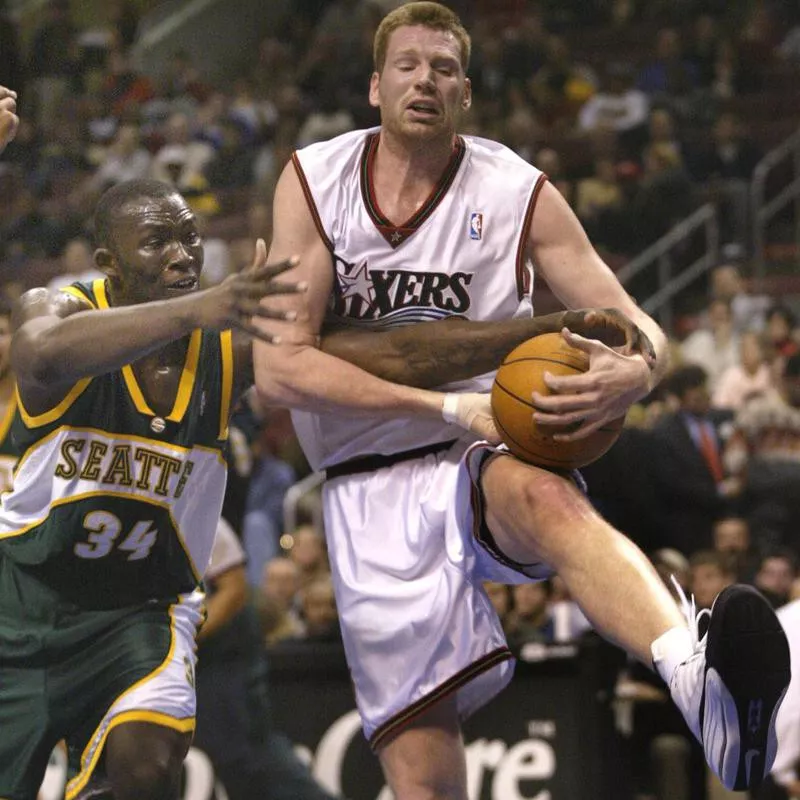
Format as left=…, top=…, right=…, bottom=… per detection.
left=491, top=333, right=624, bottom=469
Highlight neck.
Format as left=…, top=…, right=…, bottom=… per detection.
left=376, top=128, right=457, bottom=187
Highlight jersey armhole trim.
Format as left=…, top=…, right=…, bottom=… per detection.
left=218, top=329, right=233, bottom=440
left=59, top=285, right=98, bottom=308
left=515, top=173, right=548, bottom=301
left=16, top=378, right=93, bottom=429
left=291, top=152, right=335, bottom=253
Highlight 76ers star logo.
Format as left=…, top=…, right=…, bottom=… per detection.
left=331, top=253, right=473, bottom=323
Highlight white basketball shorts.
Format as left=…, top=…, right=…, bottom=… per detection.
left=323, top=437, right=554, bottom=749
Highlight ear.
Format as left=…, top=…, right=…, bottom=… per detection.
left=462, top=77, right=472, bottom=111
left=94, top=247, right=120, bottom=280
left=369, top=71, right=381, bottom=109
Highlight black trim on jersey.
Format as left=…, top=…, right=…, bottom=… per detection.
left=515, top=173, right=548, bottom=301
left=369, top=646, right=513, bottom=750
left=291, top=152, right=334, bottom=253
left=360, top=132, right=466, bottom=249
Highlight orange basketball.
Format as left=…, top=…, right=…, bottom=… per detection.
left=491, top=332, right=625, bottom=470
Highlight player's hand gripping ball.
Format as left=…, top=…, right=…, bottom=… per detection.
left=491, top=333, right=624, bottom=469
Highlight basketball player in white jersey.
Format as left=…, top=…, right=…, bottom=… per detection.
left=252, top=4, right=790, bottom=796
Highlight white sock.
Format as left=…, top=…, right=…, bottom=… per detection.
left=651, top=626, right=695, bottom=686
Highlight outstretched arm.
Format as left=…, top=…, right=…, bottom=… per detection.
left=12, top=242, right=302, bottom=414
left=320, top=308, right=654, bottom=389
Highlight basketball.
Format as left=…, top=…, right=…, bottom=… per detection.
left=491, top=333, right=625, bottom=470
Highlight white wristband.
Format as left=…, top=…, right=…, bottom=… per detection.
left=442, top=393, right=460, bottom=425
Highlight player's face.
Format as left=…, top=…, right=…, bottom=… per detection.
left=370, top=25, right=471, bottom=143
left=102, top=193, right=204, bottom=305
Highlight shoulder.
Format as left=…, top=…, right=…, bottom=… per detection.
left=463, top=133, right=542, bottom=176
left=294, top=126, right=376, bottom=168
left=12, top=284, right=93, bottom=330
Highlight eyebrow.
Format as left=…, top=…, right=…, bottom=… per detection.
left=138, top=214, right=197, bottom=231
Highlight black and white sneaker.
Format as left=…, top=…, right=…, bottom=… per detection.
left=669, top=582, right=791, bottom=790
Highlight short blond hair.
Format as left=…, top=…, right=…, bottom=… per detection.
left=373, top=1, right=471, bottom=72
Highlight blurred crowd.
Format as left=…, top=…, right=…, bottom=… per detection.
left=3, top=0, right=800, bottom=798
left=2, top=0, right=800, bottom=298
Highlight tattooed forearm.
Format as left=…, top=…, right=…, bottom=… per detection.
left=320, top=313, right=568, bottom=389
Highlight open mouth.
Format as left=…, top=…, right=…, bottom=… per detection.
left=166, top=276, right=199, bottom=292
left=407, top=101, right=440, bottom=119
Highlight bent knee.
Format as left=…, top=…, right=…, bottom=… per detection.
left=483, top=457, right=589, bottom=527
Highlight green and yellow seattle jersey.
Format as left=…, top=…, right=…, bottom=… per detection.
left=0, top=388, right=18, bottom=493
left=0, top=278, right=234, bottom=609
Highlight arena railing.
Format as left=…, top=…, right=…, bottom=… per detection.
left=750, top=126, right=800, bottom=289
left=615, top=202, right=720, bottom=335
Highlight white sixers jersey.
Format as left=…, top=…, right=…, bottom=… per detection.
left=292, top=127, right=545, bottom=470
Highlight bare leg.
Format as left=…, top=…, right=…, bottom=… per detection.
left=481, top=455, right=684, bottom=664
left=377, top=695, right=468, bottom=800
left=105, top=721, right=192, bottom=800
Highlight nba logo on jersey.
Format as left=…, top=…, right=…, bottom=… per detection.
left=469, top=212, right=483, bottom=240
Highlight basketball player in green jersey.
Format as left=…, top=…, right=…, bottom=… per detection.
left=0, top=87, right=307, bottom=800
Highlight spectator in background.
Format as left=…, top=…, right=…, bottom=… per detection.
left=159, top=49, right=211, bottom=106
left=713, top=330, right=773, bottom=412
left=534, top=146, right=573, bottom=205
left=636, top=27, right=699, bottom=99
left=686, top=13, right=724, bottom=88
left=724, top=353, right=800, bottom=550
left=689, top=549, right=737, bottom=612
left=575, top=157, right=623, bottom=235
left=150, top=111, right=215, bottom=193
left=639, top=108, right=685, bottom=168
left=287, top=525, right=329, bottom=590
left=298, top=575, right=340, bottom=643
left=2, top=186, right=69, bottom=259
left=680, top=298, right=740, bottom=392
left=296, top=86, right=355, bottom=149
left=99, top=46, right=154, bottom=119
left=631, top=141, right=694, bottom=250
left=241, top=404, right=298, bottom=588
left=649, top=364, right=735, bottom=556
left=502, top=107, right=541, bottom=164
left=86, top=122, right=151, bottom=195
left=505, top=581, right=556, bottom=653
left=203, top=117, right=256, bottom=190
left=709, top=262, right=770, bottom=335
left=45, top=236, right=103, bottom=292
left=765, top=304, right=799, bottom=363
left=500, top=11, right=549, bottom=90
left=689, top=112, right=761, bottom=248
left=258, top=557, right=305, bottom=645
left=755, top=549, right=798, bottom=610
left=529, top=34, right=596, bottom=132
left=712, top=514, right=760, bottom=585
left=577, top=61, right=649, bottom=140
